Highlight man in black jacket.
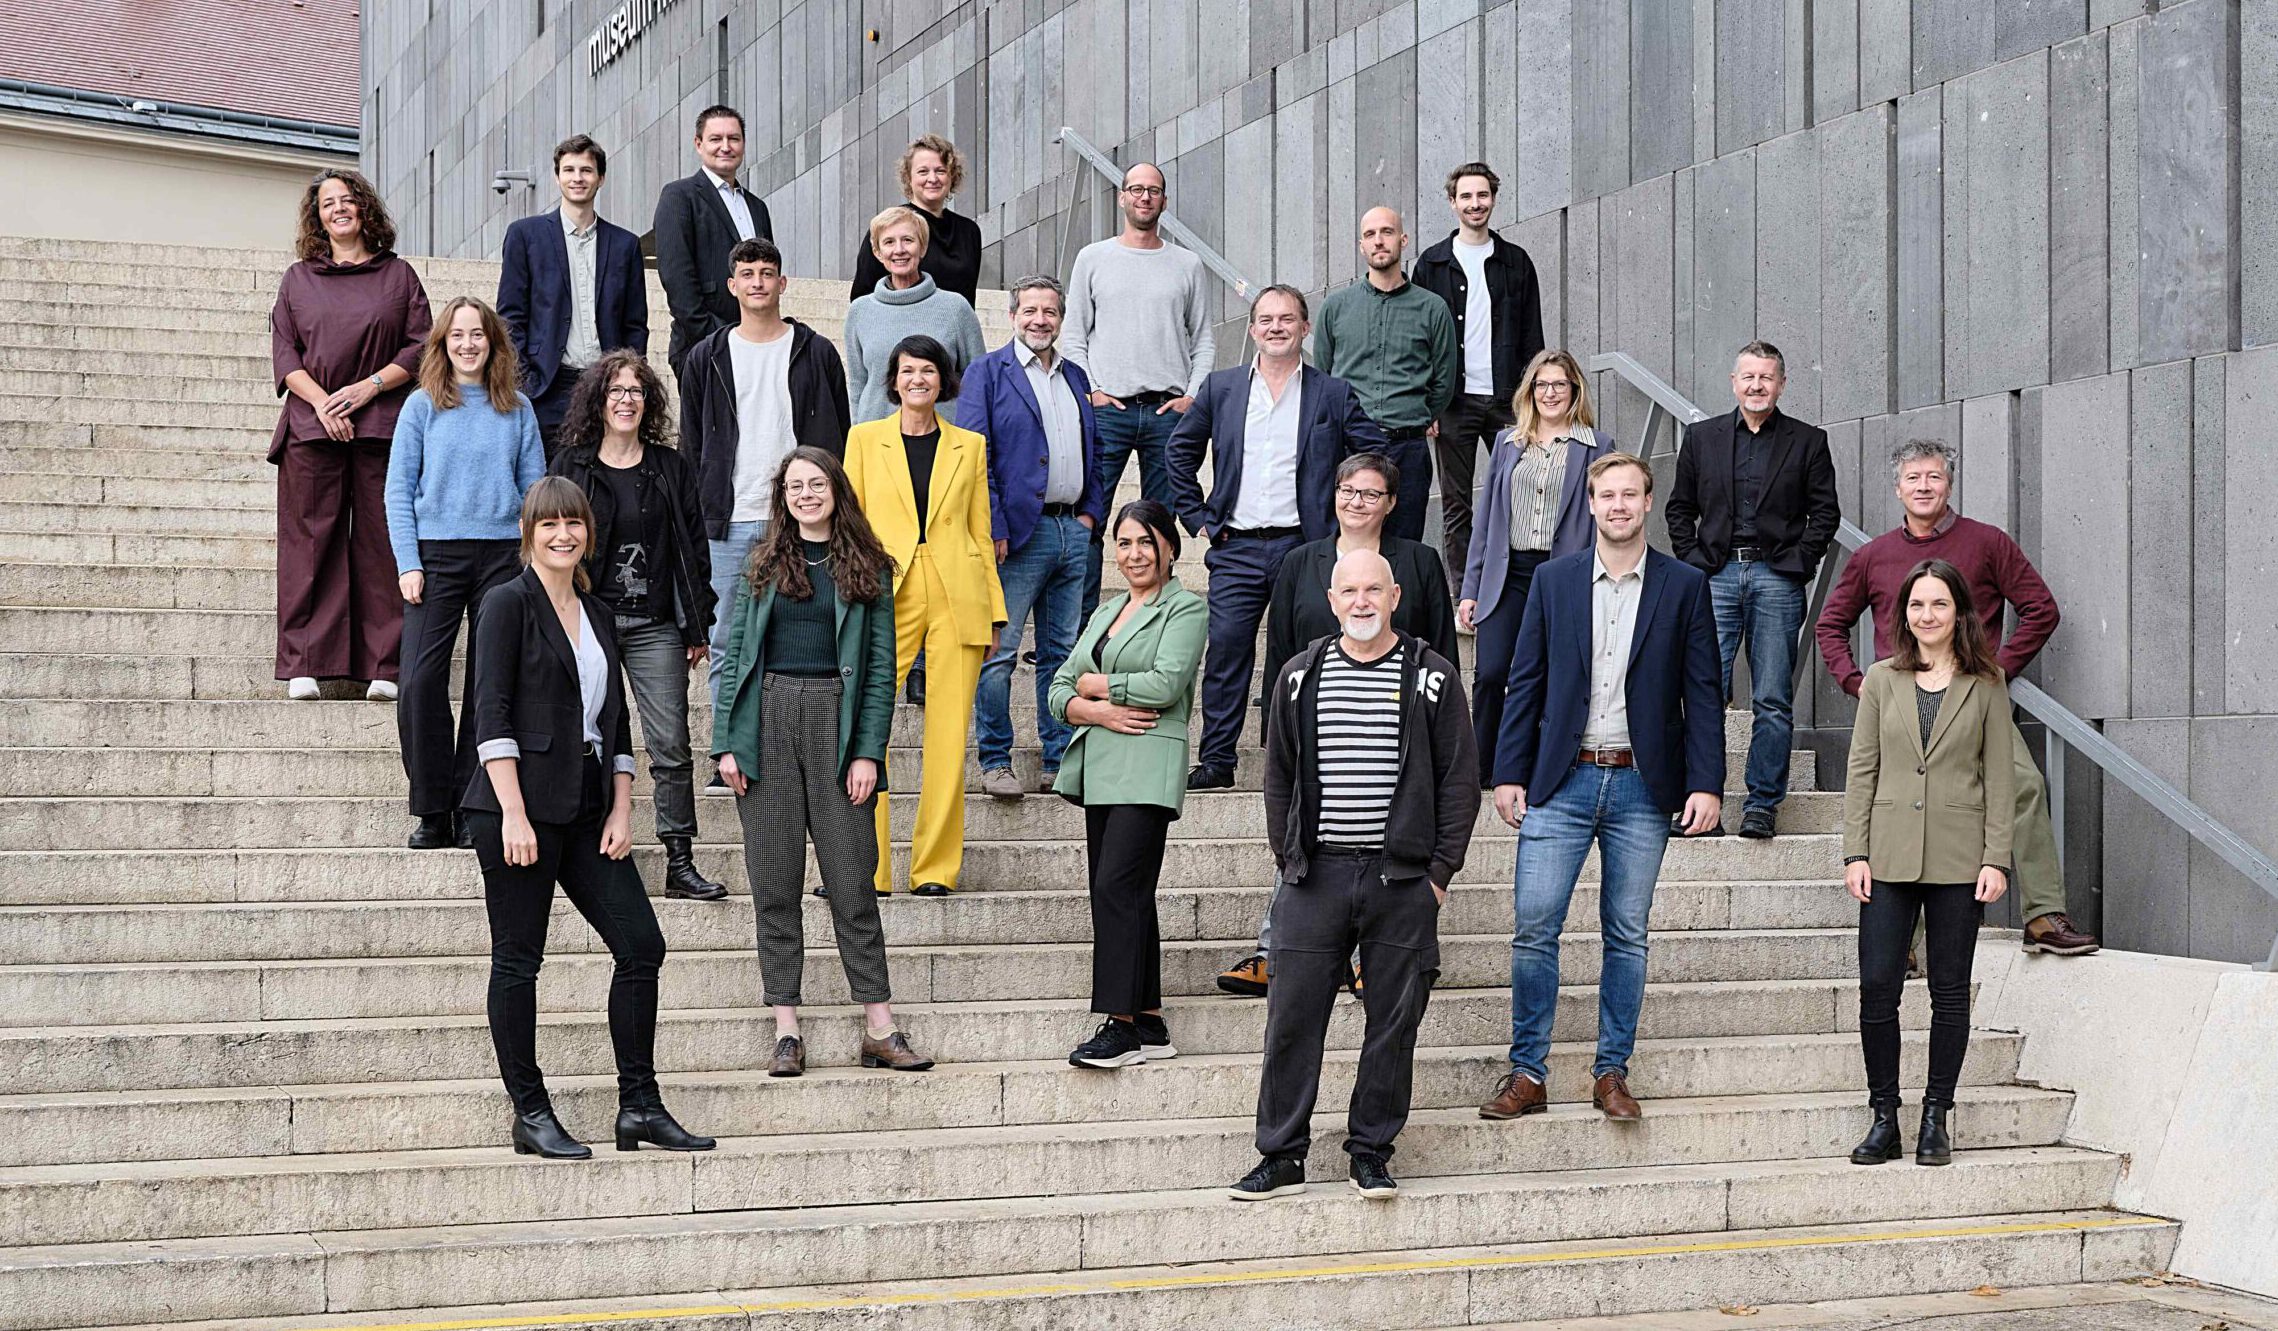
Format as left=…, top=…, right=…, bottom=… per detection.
left=1664, top=340, right=1841, bottom=839
left=1412, top=162, right=1546, bottom=598
left=1229, top=549, right=1479, bottom=1203
left=653, top=105, right=773, bottom=376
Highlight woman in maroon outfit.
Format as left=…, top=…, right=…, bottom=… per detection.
left=269, top=169, right=432, bottom=699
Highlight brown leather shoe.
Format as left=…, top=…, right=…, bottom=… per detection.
left=768, top=1035, right=803, bottom=1078
left=2023, top=912, right=2101, bottom=956
left=1593, top=1072, right=1643, bottom=1121
left=860, top=1030, right=936, bottom=1071
left=1479, top=1070, right=1548, bottom=1120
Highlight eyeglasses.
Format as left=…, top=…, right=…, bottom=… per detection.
left=1121, top=185, right=1166, bottom=199
left=1336, top=485, right=1390, bottom=505
left=784, top=480, right=831, bottom=496
left=1532, top=380, right=1572, bottom=394
left=605, top=386, right=646, bottom=401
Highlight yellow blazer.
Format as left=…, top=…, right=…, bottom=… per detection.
left=1842, top=660, right=2016, bottom=884
left=843, top=413, right=1008, bottom=646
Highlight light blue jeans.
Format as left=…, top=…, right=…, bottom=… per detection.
left=706, top=519, right=767, bottom=711
left=1708, top=559, right=1806, bottom=814
left=975, top=513, right=1089, bottom=772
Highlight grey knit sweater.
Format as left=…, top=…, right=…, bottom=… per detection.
left=843, top=274, right=988, bottom=424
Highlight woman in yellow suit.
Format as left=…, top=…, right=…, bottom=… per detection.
left=844, top=334, right=1006, bottom=896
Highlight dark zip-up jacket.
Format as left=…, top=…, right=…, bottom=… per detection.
left=676, top=319, right=853, bottom=538
left=1411, top=230, right=1546, bottom=404
left=549, top=442, right=716, bottom=647
left=1263, top=630, right=1480, bottom=887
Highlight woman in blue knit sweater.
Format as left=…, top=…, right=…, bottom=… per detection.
left=385, top=295, right=547, bottom=850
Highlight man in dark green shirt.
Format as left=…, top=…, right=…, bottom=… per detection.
left=1313, top=206, right=1458, bottom=545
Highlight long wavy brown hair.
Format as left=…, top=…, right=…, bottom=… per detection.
left=1888, top=558, right=2001, bottom=680
left=417, top=296, right=522, bottom=412
left=295, top=168, right=397, bottom=261
left=560, top=351, right=673, bottom=454
left=745, top=447, right=894, bottom=605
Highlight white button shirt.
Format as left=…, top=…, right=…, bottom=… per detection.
left=1017, top=342, right=1087, bottom=505
left=1581, top=550, right=1645, bottom=749
left=1230, top=367, right=1302, bottom=530
left=703, top=167, right=757, bottom=241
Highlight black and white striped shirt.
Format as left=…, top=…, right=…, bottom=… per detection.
left=1314, top=641, right=1405, bottom=847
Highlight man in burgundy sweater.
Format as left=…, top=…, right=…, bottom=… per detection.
left=1815, top=439, right=2098, bottom=955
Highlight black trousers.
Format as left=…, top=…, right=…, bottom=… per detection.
left=397, top=538, right=521, bottom=817
left=1469, top=548, right=1547, bottom=782
left=1256, top=849, right=1441, bottom=1163
left=1377, top=436, right=1433, bottom=543
left=467, top=758, right=668, bottom=1117
left=1435, top=393, right=1512, bottom=590
left=1858, top=878, right=1982, bottom=1110
left=1085, top=803, right=1174, bottom=1014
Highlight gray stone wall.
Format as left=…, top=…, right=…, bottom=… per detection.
left=364, top=0, right=2278, bottom=963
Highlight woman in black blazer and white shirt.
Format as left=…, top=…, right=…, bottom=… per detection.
left=462, top=476, right=713, bottom=1159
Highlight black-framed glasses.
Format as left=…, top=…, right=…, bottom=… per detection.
left=606, top=386, right=647, bottom=401
left=1532, top=379, right=1572, bottom=394
left=1337, top=485, right=1390, bottom=505
left=1122, top=184, right=1166, bottom=199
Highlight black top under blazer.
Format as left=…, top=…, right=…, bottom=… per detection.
left=462, top=569, right=636, bottom=825
left=1665, top=407, right=1842, bottom=581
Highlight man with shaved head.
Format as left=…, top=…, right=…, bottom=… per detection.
left=1314, top=206, right=1459, bottom=544
left=1230, top=546, right=1479, bottom=1202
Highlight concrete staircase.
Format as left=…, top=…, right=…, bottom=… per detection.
left=0, top=235, right=2173, bottom=1330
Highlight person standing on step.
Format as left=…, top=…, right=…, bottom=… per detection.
left=498, top=135, right=649, bottom=459
left=1413, top=162, right=1546, bottom=600
left=844, top=335, right=1006, bottom=897
left=713, top=448, right=935, bottom=1076
left=966, top=276, right=1107, bottom=799
left=1459, top=349, right=1611, bottom=782
left=462, top=477, right=714, bottom=1160
left=847, top=134, right=983, bottom=305
left=1063, top=162, right=1217, bottom=624
left=1816, top=440, right=2094, bottom=957
left=1052, top=500, right=1207, bottom=1069
left=269, top=167, right=430, bottom=703
left=1166, top=284, right=1386, bottom=792
left=385, top=296, right=545, bottom=852
left=1665, top=340, right=1841, bottom=840
left=1312, top=206, right=1459, bottom=545
left=1841, top=558, right=2014, bottom=1169
left=549, top=351, right=724, bottom=902
left=843, top=205, right=988, bottom=426
left=653, top=105, right=771, bottom=379
left=1478, top=453, right=1724, bottom=1126
left=1230, top=549, right=1479, bottom=1202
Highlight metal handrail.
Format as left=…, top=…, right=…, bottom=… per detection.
left=1586, top=356, right=2278, bottom=970
left=1052, top=125, right=1260, bottom=302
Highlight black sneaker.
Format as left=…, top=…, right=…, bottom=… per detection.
left=1186, top=764, right=1234, bottom=790
left=1738, top=807, right=1777, bottom=839
left=1133, top=1012, right=1176, bottom=1060
left=1349, top=1153, right=1398, bottom=1199
left=1069, top=1018, right=1147, bottom=1068
left=705, top=772, right=731, bottom=795
left=1228, top=1156, right=1306, bottom=1201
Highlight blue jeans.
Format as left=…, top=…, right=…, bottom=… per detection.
left=975, top=513, right=1089, bottom=772
left=706, top=519, right=768, bottom=711
left=1507, top=763, right=1671, bottom=1081
left=1376, top=436, right=1433, bottom=543
left=1708, top=560, right=1806, bottom=813
left=1081, top=401, right=1180, bottom=622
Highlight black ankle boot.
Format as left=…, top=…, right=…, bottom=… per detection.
left=407, top=813, right=455, bottom=850
left=510, top=1107, right=591, bottom=1159
left=1849, top=1104, right=1904, bottom=1165
left=662, top=835, right=727, bottom=900
left=616, top=1102, right=716, bottom=1152
left=1916, top=1103, right=1953, bottom=1166
left=454, top=811, right=476, bottom=850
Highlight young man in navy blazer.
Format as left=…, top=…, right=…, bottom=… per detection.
left=1478, top=452, right=1724, bottom=1125
left=1165, top=284, right=1387, bottom=790
left=497, top=135, right=650, bottom=457
left=965, top=275, right=1107, bottom=797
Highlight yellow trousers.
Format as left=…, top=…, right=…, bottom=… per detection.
left=876, top=548, right=985, bottom=893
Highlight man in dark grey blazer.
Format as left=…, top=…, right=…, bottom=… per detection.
left=653, top=105, right=774, bottom=375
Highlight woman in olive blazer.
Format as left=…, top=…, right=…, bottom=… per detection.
left=1049, top=500, right=1207, bottom=1070
left=1840, top=557, right=2013, bottom=1169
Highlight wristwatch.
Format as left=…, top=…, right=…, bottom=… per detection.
left=368, top=373, right=385, bottom=390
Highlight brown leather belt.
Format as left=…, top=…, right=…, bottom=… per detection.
left=1577, top=747, right=1634, bottom=768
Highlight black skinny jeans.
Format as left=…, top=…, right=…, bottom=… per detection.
left=1085, top=803, right=1174, bottom=1015
left=466, top=757, right=668, bottom=1116
left=1857, top=878, right=1982, bottom=1109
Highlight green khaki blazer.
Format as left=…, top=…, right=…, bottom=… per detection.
left=709, top=571, right=897, bottom=783
left=1843, top=660, right=2016, bottom=884
left=1048, top=577, right=1207, bottom=813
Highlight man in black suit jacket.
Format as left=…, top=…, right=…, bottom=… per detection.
left=498, top=135, right=650, bottom=456
left=653, top=105, right=774, bottom=375
left=1664, top=340, right=1840, bottom=840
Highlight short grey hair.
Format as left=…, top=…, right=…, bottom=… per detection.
left=1891, top=438, right=1958, bottom=482
left=1007, top=274, right=1064, bottom=313
left=1734, top=339, right=1785, bottom=372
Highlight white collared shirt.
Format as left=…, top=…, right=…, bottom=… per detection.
left=560, top=210, right=602, bottom=371
left=1016, top=341, right=1086, bottom=506
left=703, top=167, right=757, bottom=241
left=1581, top=550, right=1645, bottom=749
left=1231, top=366, right=1302, bottom=530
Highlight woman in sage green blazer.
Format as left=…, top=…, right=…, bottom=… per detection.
left=1841, top=557, right=2013, bottom=1170
left=1049, top=499, right=1207, bottom=1070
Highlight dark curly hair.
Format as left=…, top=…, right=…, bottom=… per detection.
left=559, top=351, right=673, bottom=455
left=746, top=447, right=895, bottom=606
left=295, top=168, right=397, bottom=261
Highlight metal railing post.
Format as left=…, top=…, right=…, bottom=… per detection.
left=2046, top=735, right=2066, bottom=876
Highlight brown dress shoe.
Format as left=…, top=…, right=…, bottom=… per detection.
left=860, top=1030, right=936, bottom=1071
left=1479, top=1070, right=1548, bottom=1120
left=1593, top=1072, right=1643, bottom=1121
left=2023, top=912, right=2101, bottom=956
left=768, top=1035, right=803, bottom=1078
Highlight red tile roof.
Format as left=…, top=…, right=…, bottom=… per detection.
left=0, top=0, right=360, bottom=129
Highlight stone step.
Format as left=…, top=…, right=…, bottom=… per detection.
left=0, top=420, right=268, bottom=453
left=9, top=370, right=281, bottom=407
left=1, top=344, right=269, bottom=379
left=0, top=395, right=280, bottom=430
left=0, top=1086, right=2077, bottom=1248
left=0, top=1030, right=2025, bottom=1166
left=0, top=530, right=276, bottom=570
left=0, top=474, right=277, bottom=510
left=0, top=447, right=274, bottom=481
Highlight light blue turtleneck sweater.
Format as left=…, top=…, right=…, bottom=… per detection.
left=384, top=383, right=546, bottom=575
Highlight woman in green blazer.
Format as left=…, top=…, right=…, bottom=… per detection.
left=1050, top=499, right=1207, bottom=1070
left=1842, top=557, right=2014, bottom=1169
left=710, top=447, right=933, bottom=1077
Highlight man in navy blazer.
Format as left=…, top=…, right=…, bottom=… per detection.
left=653, top=106, right=774, bottom=376
left=965, top=276, right=1108, bottom=796
left=1166, top=285, right=1387, bottom=789
left=1478, top=451, right=1724, bottom=1126
left=497, top=135, right=650, bottom=456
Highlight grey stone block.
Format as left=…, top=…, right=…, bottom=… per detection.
left=1414, top=22, right=1477, bottom=233
left=1859, top=0, right=1912, bottom=103
left=2191, top=353, right=2227, bottom=714
left=1327, top=74, right=1359, bottom=288
left=1755, top=127, right=1823, bottom=424
left=1568, top=195, right=1602, bottom=356
left=2137, top=0, right=2237, bottom=364
left=2221, top=344, right=2278, bottom=712
left=1911, top=0, right=1996, bottom=88
left=2049, top=30, right=2112, bottom=382
left=1147, top=0, right=1200, bottom=127
left=1818, top=105, right=1894, bottom=424
left=1273, top=92, right=1326, bottom=296
left=1943, top=53, right=2053, bottom=403
left=1812, top=0, right=1861, bottom=123
left=1573, top=0, right=1631, bottom=196
left=1199, top=0, right=1251, bottom=102
left=1999, top=0, right=2088, bottom=60
left=1354, top=47, right=1419, bottom=235
left=2108, top=14, right=2142, bottom=370
left=2035, top=369, right=2133, bottom=719
left=1631, top=0, right=1697, bottom=182
left=1693, top=0, right=1719, bottom=162
left=2244, top=0, right=2278, bottom=347
left=1785, top=0, right=1812, bottom=132
left=1608, top=176, right=1677, bottom=441
left=2101, top=717, right=2193, bottom=957
left=1895, top=88, right=1944, bottom=410
left=1222, top=118, right=1275, bottom=318
left=1674, top=167, right=1697, bottom=402
left=2128, top=358, right=2196, bottom=718
left=1691, top=149, right=1757, bottom=408
left=2184, top=718, right=2278, bottom=962
left=1824, top=417, right=1865, bottom=527
left=1251, top=0, right=1307, bottom=72
left=1508, top=0, right=1574, bottom=221
left=1508, top=209, right=1565, bottom=349
left=1959, top=391, right=2016, bottom=531
left=1716, top=0, right=1786, bottom=153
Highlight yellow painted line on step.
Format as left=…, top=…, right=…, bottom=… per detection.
left=288, top=1215, right=2168, bottom=1331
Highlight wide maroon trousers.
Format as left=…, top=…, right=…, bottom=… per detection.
left=274, top=437, right=402, bottom=682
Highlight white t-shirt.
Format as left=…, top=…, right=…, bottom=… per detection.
left=727, top=326, right=796, bottom=523
left=1454, top=238, right=1495, bottom=397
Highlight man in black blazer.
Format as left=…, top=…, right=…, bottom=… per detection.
left=1664, top=340, right=1841, bottom=840
left=653, top=105, right=774, bottom=376
left=498, top=135, right=650, bottom=456
left=1165, top=285, right=1387, bottom=789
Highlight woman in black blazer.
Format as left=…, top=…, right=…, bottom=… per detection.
left=461, top=476, right=713, bottom=1160
left=1261, top=452, right=1459, bottom=689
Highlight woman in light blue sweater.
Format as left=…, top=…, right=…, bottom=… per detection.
left=384, top=295, right=546, bottom=850
left=843, top=205, right=987, bottom=423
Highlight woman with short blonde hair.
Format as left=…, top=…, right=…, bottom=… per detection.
left=849, top=134, right=983, bottom=303
left=843, top=208, right=986, bottom=423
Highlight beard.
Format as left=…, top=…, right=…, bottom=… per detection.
left=1342, top=614, right=1384, bottom=643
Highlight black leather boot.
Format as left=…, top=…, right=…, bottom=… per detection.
left=407, top=814, right=455, bottom=850
left=1916, top=1103, right=1953, bottom=1166
left=662, top=835, right=727, bottom=900
left=510, top=1107, right=591, bottom=1159
left=616, top=1102, right=717, bottom=1152
left=1849, top=1104, right=1904, bottom=1165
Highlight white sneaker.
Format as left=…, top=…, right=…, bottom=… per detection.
left=287, top=677, right=321, bottom=700
left=366, top=680, right=398, bottom=702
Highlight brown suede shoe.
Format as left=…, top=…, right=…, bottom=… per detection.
left=1216, top=953, right=1270, bottom=996
left=1593, top=1072, right=1643, bottom=1121
left=2023, top=912, right=2101, bottom=956
left=768, top=1035, right=803, bottom=1078
left=1479, top=1070, right=1548, bottom=1120
left=860, top=1030, right=936, bottom=1071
